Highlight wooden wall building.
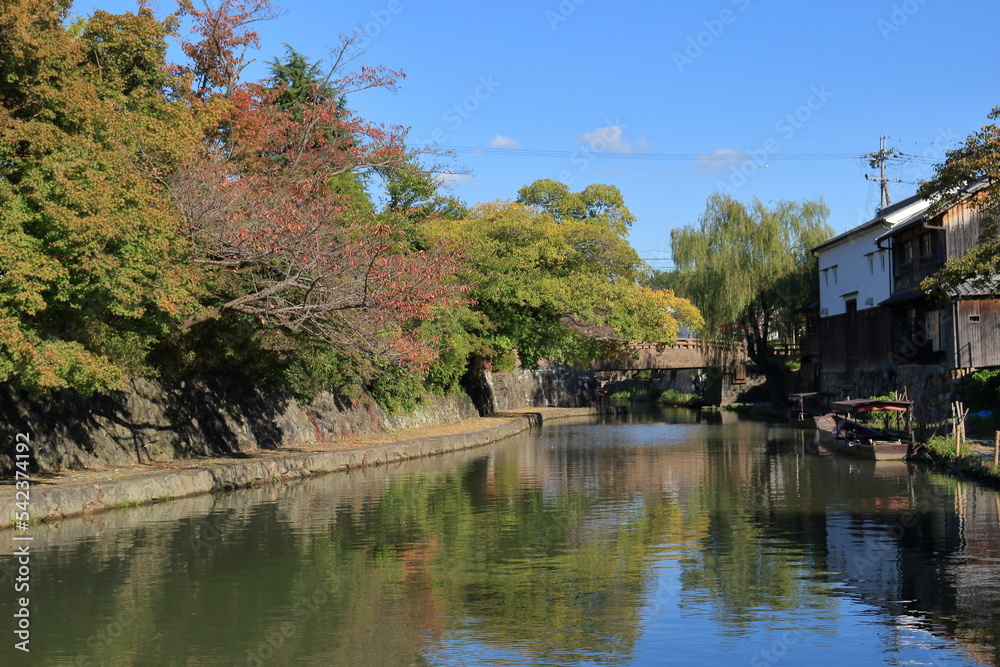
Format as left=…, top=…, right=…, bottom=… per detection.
left=814, top=185, right=1000, bottom=404
left=876, top=186, right=1000, bottom=372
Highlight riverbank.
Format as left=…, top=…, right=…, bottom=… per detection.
left=0, top=407, right=607, bottom=529
left=919, top=434, right=1000, bottom=487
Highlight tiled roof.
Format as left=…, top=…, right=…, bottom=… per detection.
left=954, top=275, right=1000, bottom=298
left=813, top=195, right=929, bottom=253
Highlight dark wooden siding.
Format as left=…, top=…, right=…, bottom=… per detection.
left=892, top=227, right=945, bottom=292
left=944, top=197, right=987, bottom=261
left=819, top=308, right=892, bottom=373
left=957, top=300, right=1000, bottom=369
left=819, top=315, right=846, bottom=372
left=857, top=307, right=893, bottom=370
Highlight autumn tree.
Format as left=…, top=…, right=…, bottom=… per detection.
left=163, top=3, right=466, bottom=379
left=918, top=106, right=1000, bottom=297
left=0, top=0, right=203, bottom=394
left=670, top=194, right=831, bottom=402
left=0, top=0, right=465, bottom=399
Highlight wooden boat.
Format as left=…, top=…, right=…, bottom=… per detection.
left=813, top=399, right=922, bottom=461
left=788, top=392, right=819, bottom=428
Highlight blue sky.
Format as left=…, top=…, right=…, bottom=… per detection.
left=75, top=0, right=1000, bottom=271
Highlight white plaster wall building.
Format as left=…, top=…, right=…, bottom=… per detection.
left=811, top=195, right=929, bottom=377
left=814, top=195, right=930, bottom=318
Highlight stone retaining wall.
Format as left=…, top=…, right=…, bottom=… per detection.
left=488, top=368, right=597, bottom=411
left=0, top=377, right=477, bottom=475
left=819, top=364, right=966, bottom=422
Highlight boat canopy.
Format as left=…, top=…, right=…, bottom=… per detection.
left=832, top=399, right=912, bottom=414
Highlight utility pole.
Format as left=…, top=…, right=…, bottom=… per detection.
left=865, top=135, right=902, bottom=212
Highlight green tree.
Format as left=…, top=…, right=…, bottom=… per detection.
left=918, top=106, right=1000, bottom=297
left=670, top=193, right=831, bottom=402
left=426, top=183, right=702, bottom=369
left=517, top=179, right=635, bottom=237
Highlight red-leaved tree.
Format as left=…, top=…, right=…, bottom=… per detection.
left=166, top=1, right=465, bottom=367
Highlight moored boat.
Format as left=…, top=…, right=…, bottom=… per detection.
left=788, top=392, right=819, bottom=428
left=813, top=399, right=922, bottom=461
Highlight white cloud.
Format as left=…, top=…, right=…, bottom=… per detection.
left=697, top=148, right=751, bottom=173
left=489, top=134, right=522, bottom=149
left=432, top=172, right=475, bottom=186
left=577, top=125, right=651, bottom=154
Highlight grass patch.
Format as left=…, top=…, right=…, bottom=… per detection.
left=658, top=389, right=700, bottom=407
left=609, top=389, right=662, bottom=403
left=922, top=435, right=1000, bottom=486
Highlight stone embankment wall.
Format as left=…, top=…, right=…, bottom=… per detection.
left=820, top=364, right=966, bottom=423
left=0, top=377, right=478, bottom=475
left=487, top=368, right=598, bottom=411
left=716, top=371, right=770, bottom=406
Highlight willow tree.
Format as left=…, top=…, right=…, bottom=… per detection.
left=918, top=106, right=1000, bottom=297
left=670, top=193, right=832, bottom=401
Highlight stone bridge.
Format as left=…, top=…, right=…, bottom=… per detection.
left=587, top=338, right=748, bottom=372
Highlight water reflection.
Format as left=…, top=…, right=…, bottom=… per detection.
left=1, top=412, right=998, bottom=666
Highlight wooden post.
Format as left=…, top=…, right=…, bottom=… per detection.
left=994, top=430, right=999, bottom=467
left=954, top=402, right=961, bottom=460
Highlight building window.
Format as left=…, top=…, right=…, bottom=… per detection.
left=902, top=240, right=913, bottom=263
left=867, top=255, right=874, bottom=275
left=919, top=233, right=932, bottom=258
left=970, top=314, right=981, bottom=323
left=833, top=267, right=838, bottom=284
left=823, top=269, right=828, bottom=287
left=880, top=253, right=886, bottom=272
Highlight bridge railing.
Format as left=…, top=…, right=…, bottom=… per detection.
left=629, top=338, right=747, bottom=353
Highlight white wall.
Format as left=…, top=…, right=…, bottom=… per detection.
left=817, top=226, right=890, bottom=318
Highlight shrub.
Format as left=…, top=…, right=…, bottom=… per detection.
left=658, top=390, right=699, bottom=407
left=966, top=368, right=1000, bottom=412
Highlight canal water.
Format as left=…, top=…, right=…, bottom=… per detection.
left=3, top=410, right=1000, bottom=666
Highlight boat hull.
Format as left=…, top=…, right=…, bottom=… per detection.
left=827, top=437, right=920, bottom=461
left=788, top=414, right=817, bottom=429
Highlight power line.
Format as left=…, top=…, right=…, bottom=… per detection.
left=864, top=135, right=902, bottom=210
left=436, top=145, right=863, bottom=162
